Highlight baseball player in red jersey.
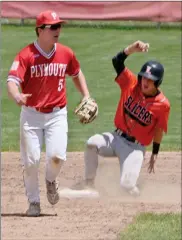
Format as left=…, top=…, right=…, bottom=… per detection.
left=7, top=10, right=95, bottom=216
left=59, top=40, right=170, bottom=199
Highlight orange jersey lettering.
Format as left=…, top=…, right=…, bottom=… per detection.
left=114, top=68, right=170, bottom=146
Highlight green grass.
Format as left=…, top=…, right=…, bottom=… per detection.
left=1, top=25, right=181, bottom=151
left=120, top=213, right=181, bottom=240
left=2, top=18, right=181, bottom=29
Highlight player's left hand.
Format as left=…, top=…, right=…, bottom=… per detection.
left=74, top=96, right=98, bottom=124
left=125, top=40, right=149, bottom=55
left=148, top=154, right=158, bottom=174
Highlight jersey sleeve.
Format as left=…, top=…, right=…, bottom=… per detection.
left=7, top=53, right=28, bottom=85
left=115, top=67, right=137, bottom=90
left=156, top=104, right=170, bottom=133
left=66, top=52, right=80, bottom=77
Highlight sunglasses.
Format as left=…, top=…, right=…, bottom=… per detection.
left=40, top=23, right=62, bottom=30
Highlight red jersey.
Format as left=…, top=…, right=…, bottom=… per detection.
left=7, top=41, right=80, bottom=108
left=114, top=68, right=170, bottom=146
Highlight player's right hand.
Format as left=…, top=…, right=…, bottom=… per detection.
left=15, top=93, right=32, bottom=106
left=125, top=40, right=149, bottom=55
left=148, top=153, right=157, bottom=174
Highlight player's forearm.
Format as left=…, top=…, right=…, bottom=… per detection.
left=153, top=127, right=163, bottom=144
left=152, top=127, right=163, bottom=155
left=7, top=81, right=21, bottom=102
left=72, top=70, right=90, bottom=98
left=112, top=51, right=128, bottom=75
left=124, top=46, right=134, bottom=56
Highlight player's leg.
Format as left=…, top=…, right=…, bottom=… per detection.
left=116, top=138, right=145, bottom=195
left=44, top=108, right=68, bottom=205
left=20, top=107, right=44, bottom=216
left=84, top=132, right=116, bottom=187
left=58, top=131, right=116, bottom=198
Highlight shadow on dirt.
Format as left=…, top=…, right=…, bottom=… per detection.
left=1, top=213, right=58, bottom=217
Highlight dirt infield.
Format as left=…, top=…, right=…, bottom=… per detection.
left=2, top=152, right=181, bottom=240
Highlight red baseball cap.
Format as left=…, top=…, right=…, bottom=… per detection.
left=36, top=10, right=66, bottom=27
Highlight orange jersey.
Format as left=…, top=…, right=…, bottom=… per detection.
left=114, top=68, right=170, bottom=146
left=7, top=41, right=80, bottom=108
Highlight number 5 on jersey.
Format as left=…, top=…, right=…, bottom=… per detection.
left=58, top=79, right=63, bottom=92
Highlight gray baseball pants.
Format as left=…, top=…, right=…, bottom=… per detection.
left=84, top=130, right=145, bottom=191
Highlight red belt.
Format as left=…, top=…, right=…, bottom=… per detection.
left=35, top=105, right=65, bottom=113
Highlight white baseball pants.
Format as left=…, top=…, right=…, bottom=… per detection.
left=20, top=106, right=68, bottom=203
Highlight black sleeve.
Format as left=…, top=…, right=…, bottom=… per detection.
left=112, top=50, right=128, bottom=76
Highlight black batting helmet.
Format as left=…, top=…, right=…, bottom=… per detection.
left=138, top=60, right=164, bottom=87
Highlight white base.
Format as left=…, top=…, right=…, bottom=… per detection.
left=59, top=188, right=100, bottom=199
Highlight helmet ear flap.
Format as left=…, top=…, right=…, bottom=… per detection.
left=154, top=81, right=159, bottom=87
left=138, top=75, right=142, bottom=83
left=155, top=78, right=162, bottom=87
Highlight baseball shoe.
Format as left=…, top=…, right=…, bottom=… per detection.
left=129, top=186, right=140, bottom=197
left=26, top=202, right=41, bottom=217
left=46, top=179, right=60, bottom=205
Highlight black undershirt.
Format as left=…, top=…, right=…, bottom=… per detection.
left=112, top=50, right=160, bottom=98
left=112, top=50, right=128, bottom=76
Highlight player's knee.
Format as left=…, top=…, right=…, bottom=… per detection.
left=50, top=155, right=64, bottom=168
left=21, top=150, right=41, bottom=168
left=23, top=162, right=39, bottom=176
left=120, top=173, right=137, bottom=190
left=86, top=134, right=100, bottom=149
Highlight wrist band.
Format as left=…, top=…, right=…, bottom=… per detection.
left=152, top=142, right=160, bottom=155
